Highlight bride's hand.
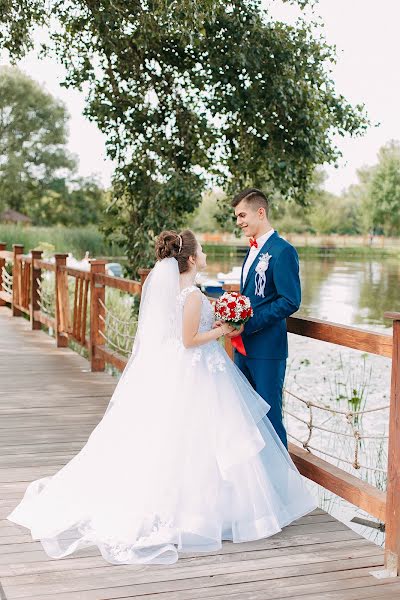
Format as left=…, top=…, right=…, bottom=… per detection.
left=212, top=320, right=224, bottom=329
left=221, top=323, right=236, bottom=335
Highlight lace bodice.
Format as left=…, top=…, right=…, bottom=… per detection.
left=177, top=286, right=215, bottom=333
left=177, top=285, right=226, bottom=372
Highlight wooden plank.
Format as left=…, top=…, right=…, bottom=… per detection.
left=72, top=274, right=79, bottom=338
left=77, top=275, right=84, bottom=341
left=289, top=443, right=386, bottom=521
left=81, top=278, right=89, bottom=344
left=137, top=580, right=400, bottom=600
left=0, top=527, right=358, bottom=564
left=287, top=315, right=392, bottom=358
left=89, top=260, right=106, bottom=371
left=0, top=538, right=384, bottom=584
left=1, top=551, right=387, bottom=599
left=6, top=561, right=388, bottom=600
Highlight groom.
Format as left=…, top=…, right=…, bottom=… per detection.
left=228, top=188, right=301, bottom=448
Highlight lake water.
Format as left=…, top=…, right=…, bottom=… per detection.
left=205, top=249, right=399, bottom=542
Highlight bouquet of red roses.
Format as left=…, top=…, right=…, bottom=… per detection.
left=214, top=291, right=253, bottom=355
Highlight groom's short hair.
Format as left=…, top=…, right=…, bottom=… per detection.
left=231, top=188, right=269, bottom=216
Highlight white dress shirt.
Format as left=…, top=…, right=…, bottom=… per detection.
left=242, top=229, right=275, bottom=285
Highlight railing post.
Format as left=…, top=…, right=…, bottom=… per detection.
left=30, top=249, right=43, bottom=330
left=12, top=244, right=24, bottom=316
left=0, top=242, right=6, bottom=307
left=55, top=253, right=69, bottom=347
left=138, top=268, right=151, bottom=293
left=384, top=311, right=400, bottom=576
left=89, top=259, right=106, bottom=372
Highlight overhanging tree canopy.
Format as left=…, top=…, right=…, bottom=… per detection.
left=0, top=1, right=369, bottom=273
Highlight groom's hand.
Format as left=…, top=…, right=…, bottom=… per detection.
left=213, top=321, right=244, bottom=338
left=225, top=324, right=244, bottom=338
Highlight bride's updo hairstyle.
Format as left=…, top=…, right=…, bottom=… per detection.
left=155, top=229, right=198, bottom=274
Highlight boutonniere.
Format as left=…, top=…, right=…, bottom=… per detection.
left=255, top=252, right=272, bottom=297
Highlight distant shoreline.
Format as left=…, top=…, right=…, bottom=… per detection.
left=1, top=224, right=399, bottom=261
left=197, top=233, right=400, bottom=259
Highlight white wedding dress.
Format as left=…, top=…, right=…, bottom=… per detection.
left=8, top=258, right=316, bottom=565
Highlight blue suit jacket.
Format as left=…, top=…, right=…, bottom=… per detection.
left=240, top=231, right=301, bottom=359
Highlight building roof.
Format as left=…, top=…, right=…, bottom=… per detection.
left=0, top=209, right=32, bottom=223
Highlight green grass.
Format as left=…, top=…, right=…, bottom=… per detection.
left=0, top=224, right=124, bottom=259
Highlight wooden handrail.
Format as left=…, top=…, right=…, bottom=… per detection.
left=95, top=272, right=142, bottom=295
left=0, top=250, right=14, bottom=260
left=35, top=259, right=55, bottom=271
left=60, top=265, right=91, bottom=280
left=287, top=315, right=392, bottom=358
left=289, top=443, right=386, bottom=521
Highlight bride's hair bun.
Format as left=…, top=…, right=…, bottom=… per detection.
left=155, top=229, right=198, bottom=273
left=155, top=230, right=181, bottom=260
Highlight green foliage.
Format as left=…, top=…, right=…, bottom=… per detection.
left=0, top=1, right=368, bottom=274
left=0, top=223, right=124, bottom=258
left=0, top=1, right=45, bottom=59
left=28, top=176, right=107, bottom=226
left=0, top=66, right=75, bottom=212
left=0, top=66, right=106, bottom=226
left=185, top=189, right=225, bottom=232
left=362, top=141, right=400, bottom=235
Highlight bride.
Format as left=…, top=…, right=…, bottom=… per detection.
left=7, top=229, right=316, bottom=565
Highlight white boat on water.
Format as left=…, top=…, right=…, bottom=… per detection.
left=198, top=266, right=241, bottom=297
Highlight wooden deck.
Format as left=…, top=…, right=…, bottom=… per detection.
left=1, top=306, right=400, bottom=600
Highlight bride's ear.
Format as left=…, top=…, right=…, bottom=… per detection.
left=188, top=255, right=196, bottom=266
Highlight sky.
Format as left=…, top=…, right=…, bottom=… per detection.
left=1, top=0, right=399, bottom=195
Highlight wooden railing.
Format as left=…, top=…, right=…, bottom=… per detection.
left=0, top=241, right=399, bottom=576
left=0, top=244, right=144, bottom=369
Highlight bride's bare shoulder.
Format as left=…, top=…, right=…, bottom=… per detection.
left=179, top=286, right=202, bottom=307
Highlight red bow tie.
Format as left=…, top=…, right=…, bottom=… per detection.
left=249, top=237, right=258, bottom=249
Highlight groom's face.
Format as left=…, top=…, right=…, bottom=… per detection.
left=234, top=200, right=260, bottom=238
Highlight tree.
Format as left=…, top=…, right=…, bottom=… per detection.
left=0, top=1, right=368, bottom=274
left=27, top=176, right=106, bottom=226
left=0, top=66, right=75, bottom=212
left=0, top=66, right=106, bottom=226
left=362, top=141, right=400, bottom=236
left=185, top=189, right=225, bottom=232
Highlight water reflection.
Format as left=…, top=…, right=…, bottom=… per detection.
left=356, top=259, right=400, bottom=327
left=204, top=250, right=400, bottom=329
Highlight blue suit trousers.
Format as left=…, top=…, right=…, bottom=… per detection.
left=235, top=353, right=288, bottom=448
